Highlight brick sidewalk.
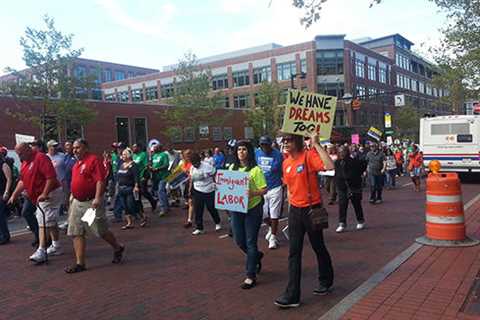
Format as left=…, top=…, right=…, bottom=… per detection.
left=341, top=197, right=480, bottom=320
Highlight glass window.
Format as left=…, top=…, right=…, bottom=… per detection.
left=103, top=69, right=112, bottom=82
left=233, top=95, right=250, bottom=109
left=301, top=59, right=307, bottom=74
left=212, top=127, right=223, bottom=141
left=105, top=94, right=115, bottom=101
left=134, top=118, right=147, bottom=146
left=116, top=117, right=130, bottom=145
left=161, top=83, right=174, bottom=98
left=131, top=89, right=143, bottom=102
left=223, top=127, right=233, bottom=140
left=91, top=88, right=102, bottom=100
left=431, top=123, right=469, bottom=135
left=317, top=82, right=344, bottom=98
left=316, top=50, right=343, bottom=75
left=145, top=86, right=158, bottom=100
left=89, top=67, right=101, bottom=84
left=115, top=71, right=125, bottom=81
left=118, top=91, right=129, bottom=102
left=355, top=59, right=365, bottom=78
left=232, top=70, right=249, bottom=87
left=356, top=85, right=366, bottom=99
left=184, top=127, right=195, bottom=142
left=418, top=81, right=425, bottom=93
left=368, top=64, right=376, bottom=81
left=277, top=62, right=296, bottom=81
left=426, top=83, right=432, bottom=95
left=127, top=71, right=135, bottom=79
left=379, top=66, right=387, bottom=83
left=74, top=66, right=86, bottom=78
left=253, top=66, right=271, bottom=84
left=212, top=74, right=229, bottom=90
left=217, top=96, right=229, bottom=108
left=368, top=87, right=377, bottom=99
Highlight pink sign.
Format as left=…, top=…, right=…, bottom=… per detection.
left=351, top=134, right=360, bottom=145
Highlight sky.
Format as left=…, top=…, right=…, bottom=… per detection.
left=0, top=0, right=447, bottom=74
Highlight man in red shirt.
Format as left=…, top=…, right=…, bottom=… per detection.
left=64, top=139, right=124, bottom=273
left=8, top=143, right=64, bottom=263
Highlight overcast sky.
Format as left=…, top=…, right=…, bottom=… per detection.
left=0, top=0, right=447, bottom=74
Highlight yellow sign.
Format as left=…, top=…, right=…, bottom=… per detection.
left=384, top=113, right=392, bottom=128
left=281, top=89, right=337, bottom=140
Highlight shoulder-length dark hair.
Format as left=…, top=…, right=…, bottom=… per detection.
left=232, top=140, right=257, bottom=171
left=190, top=152, right=202, bottom=169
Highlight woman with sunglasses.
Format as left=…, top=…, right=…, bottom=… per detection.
left=275, top=133, right=335, bottom=309
left=229, top=140, right=267, bottom=289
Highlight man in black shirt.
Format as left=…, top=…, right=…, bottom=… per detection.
left=334, top=146, right=367, bottom=233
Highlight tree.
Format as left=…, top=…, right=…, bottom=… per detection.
left=159, top=52, right=228, bottom=142
left=394, top=105, right=421, bottom=141
left=244, top=81, right=284, bottom=139
left=1, top=15, right=96, bottom=141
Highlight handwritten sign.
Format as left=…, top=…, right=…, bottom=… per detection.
left=215, top=169, right=249, bottom=213
left=281, top=89, right=337, bottom=140
left=351, top=134, right=360, bottom=145
left=367, top=127, right=383, bottom=141
left=15, top=133, right=35, bottom=145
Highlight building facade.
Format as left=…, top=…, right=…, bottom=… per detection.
left=100, top=33, right=450, bottom=141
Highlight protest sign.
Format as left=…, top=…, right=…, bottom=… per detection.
left=281, top=89, right=337, bottom=140
left=215, top=169, right=249, bottom=213
left=165, top=163, right=189, bottom=189
left=15, top=133, right=35, bottom=145
left=351, top=134, right=360, bottom=145
left=367, top=127, right=383, bottom=141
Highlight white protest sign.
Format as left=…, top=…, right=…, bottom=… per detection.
left=215, top=169, right=249, bottom=213
left=15, top=134, right=35, bottom=145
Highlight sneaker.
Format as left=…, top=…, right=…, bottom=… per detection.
left=313, top=285, right=332, bottom=295
left=46, top=244, right=63, bottom=256
left=375, top=199, right=383, bottom=204
left=265, top=228, right=272, bottom=241
left=369, top=199, right=375, bottom=204
left=268, top=235, right=278, bottom=249
left=59, top=222, right=68, bottom=230
left=158, top=211, right=167, bottom=217
left=335, top=223, right=345, bottom=233
left=274, top=295, right=300, bottom=309
left=356, top=222, right=365, bottom=230
left=192, top=229, right=205, bottom=235
left=29, top=248, right=47, bottom=263
left=215, top=224, right=222, bottom=231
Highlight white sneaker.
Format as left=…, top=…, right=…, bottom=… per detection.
left=192, top=229, right=205, bottom=235
left=268, top=235, right=278, bottom=249
left=29, top=248, right=46, bottom=262
left=215, top=224, right=222, bottom=231
left=356, top=223, right=365, bottom=230
left=335, top=223, right=346, bottom=233
left=59, top=222, right=68, bottom=230
left=46, top=244, right=63, bottom=256
left=265, top=228, right=272, bottom=241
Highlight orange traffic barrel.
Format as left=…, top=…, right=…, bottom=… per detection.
left=416, top=172, right=479, bottom=247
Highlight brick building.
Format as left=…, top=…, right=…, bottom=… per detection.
left=100, top=33, right=450, bottom=142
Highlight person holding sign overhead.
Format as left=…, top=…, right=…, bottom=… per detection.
left=275, top=133, right=335, bottom=309
left=229, top=140, right=267, bottom=290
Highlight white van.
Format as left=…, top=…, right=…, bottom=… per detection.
left=419, top=115, right=480, bottom=172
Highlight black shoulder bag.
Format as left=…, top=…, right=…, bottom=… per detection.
left=304, top=152, right=329, bottom=230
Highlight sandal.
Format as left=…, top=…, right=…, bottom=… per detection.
left=65, top=264, right=87, bottom=274
left=121, top=225, right=134, bottom=230
left=112, top=245, right=125, bottom=264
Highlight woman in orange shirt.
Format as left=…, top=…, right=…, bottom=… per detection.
left=275, top=133, right=335, bottom=309
left=408, top=145, right=423, bottom=192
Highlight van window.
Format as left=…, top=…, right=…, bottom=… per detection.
left=431, top=123, right=469, bottom=135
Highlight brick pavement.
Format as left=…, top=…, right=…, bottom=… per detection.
left=1, top=179, right=479, bottom=320
left=341, top=194, right=480, bottom=320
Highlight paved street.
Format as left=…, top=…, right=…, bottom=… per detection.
left=1, top=177, right=479, bottom=320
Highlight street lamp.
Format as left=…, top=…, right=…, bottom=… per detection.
left=290, top=72, right=306, bottom=89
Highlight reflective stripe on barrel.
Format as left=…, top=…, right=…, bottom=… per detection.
left=426, top=214, right=465, bottom=224
left=426, top=194, right=462, bottom=203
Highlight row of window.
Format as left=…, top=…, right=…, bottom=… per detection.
left=355, top=59, right=389, bottom=84
left=395, top=53, right=434, bottom=79
left=396, top=74, right=448, bottom=97
left=74, top=65, right=145, bottom=83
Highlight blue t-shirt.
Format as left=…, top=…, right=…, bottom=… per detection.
left=213, top=153, right=225, bottom=169
left=255, top=148, right=283, bottom=190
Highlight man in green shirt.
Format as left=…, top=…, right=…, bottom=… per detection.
left=150, top=143, right=170, bottom=216
left=133, top=143, right=157, bottom=213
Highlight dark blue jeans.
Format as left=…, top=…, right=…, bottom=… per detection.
left=0, top=200, right=10, bottom=242
left=113, top=192, right=125, bottom=220
left=368, top=174, right=384, bottom=201
left=118, top=185, right=138, bottom=216
left=231, top=203, right=263, bottom=279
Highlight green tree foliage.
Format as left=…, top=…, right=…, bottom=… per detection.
left=245, top=81, right=284, bottom=139
left=1, top=15, right=96, bottom=141
left=394, top=105, right=421, bottom=140
left=160, top=52, right=226, bottom=141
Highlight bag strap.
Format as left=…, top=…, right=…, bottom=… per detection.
left=304, top=151, right=314, bottom=209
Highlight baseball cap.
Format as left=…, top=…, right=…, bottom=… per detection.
left=259, top=136, right=272, bottom=145
left=47, top=140, right=59, bottom=147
